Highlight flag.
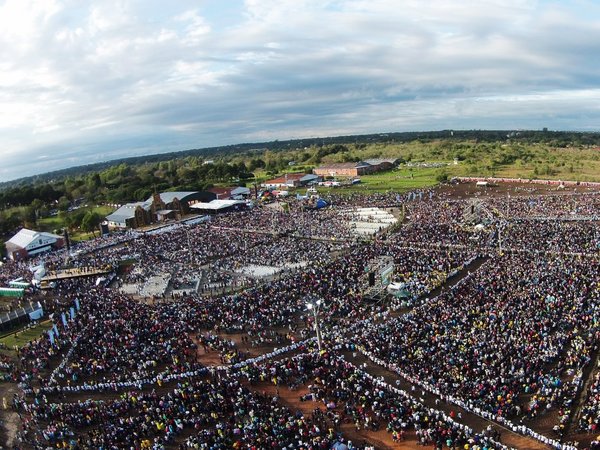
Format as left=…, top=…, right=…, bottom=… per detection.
left=48, top=329, right=55, bottom=345
left=316, top=199, right=328, bottom=209
left=61, top=312, right=67, bottom=327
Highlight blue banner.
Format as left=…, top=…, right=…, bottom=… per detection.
left=69, top=307, right=75, bottom=320
left=48, top=329, right=55, bottom=345
left=53, top=324, right=59, bottom=337
left=61, top=312, right=67, bottom=327
left=28, top=308, right=43, bottom=321
left=75, top=298, right=80, bottom=311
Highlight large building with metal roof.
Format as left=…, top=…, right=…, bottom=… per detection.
left=5, top=229, right=64, bottom=261
left=105, top=191, right=216, bottom=229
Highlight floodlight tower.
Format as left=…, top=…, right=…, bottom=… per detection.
left=306, top=298, right=323, bottom=351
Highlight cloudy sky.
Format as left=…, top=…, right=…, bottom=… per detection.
left=1, top=0, right=600, bottom=181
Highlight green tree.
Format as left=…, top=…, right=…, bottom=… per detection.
left=57, top=196, right=71, bottom=212
left=435, top=169, right=449, bottom=183
left=85, top=173, right=102, bottom=199
left=249, top=158, right=265, bottom=171
left=0, top=211, right=20, bottom=236
left=64, top=213, right=77, bottom=231
left=22, top=205, right=37, bottom=228
left=81, top=211, right=102, bottom=237
left=30, top=199, right=44, bottom=219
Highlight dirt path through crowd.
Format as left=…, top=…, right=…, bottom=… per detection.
left=0, top=383, right=21, bottom=448
left=253, top=382, right=415, bottom=449
left=345, top=351, right=547, bottom=450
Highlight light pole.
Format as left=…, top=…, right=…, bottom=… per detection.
left=306, top=299, right=323, bottom=351
left=185, top=226, right=194, bottom=266
left=498, top=220, right=506, bottom=254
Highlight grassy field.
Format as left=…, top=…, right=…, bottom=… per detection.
left=36, top=215, right=63, bottom=231
left=286, top=165, right=459, bottom=196
left=36, top=205, right=115, bottom=241
left=354, top=166, right=454, bottom=192
left=0, top=320, right=53, bottom=354
left=194, top=141, right=600, bottom=197
left=252, top=162, right=458, bottom=196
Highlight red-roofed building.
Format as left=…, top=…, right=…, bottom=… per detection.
left=261, top=173, right=321, bottom=189
left=208, top=187, right=234, bottom=199
left=208, top=186, right=252, bottom=200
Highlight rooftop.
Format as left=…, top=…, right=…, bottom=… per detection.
left=7, top=229, right=61, bottom=249
left=147, top=191, right=199, bottom=205
left=190, top=199, right=245, bottom=211
left=315, top=161, right=371, bottom=169
left=106, top=202, right=150, bottom=222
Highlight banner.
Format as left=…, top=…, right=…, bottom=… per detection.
left=61, top=312, right=67, bottom=327
left=75, top=298, right=80, bottom=311
left=28, top=307, right=43, bottom=321
left=53, top=324, right=59, bottom=337
left=69, top=307, right=75, bottom=320
left=48, top=329, right=55, bottom=345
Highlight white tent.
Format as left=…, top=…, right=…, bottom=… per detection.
left=190, top=199, right=245, bottom=211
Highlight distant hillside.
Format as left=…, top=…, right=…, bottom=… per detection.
left=3, top=129, right=598, bottom=190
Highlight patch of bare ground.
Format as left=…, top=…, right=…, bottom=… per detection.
left=250, top=382, right=417, bottom=450
left=0, top=382, right=21, bottom=448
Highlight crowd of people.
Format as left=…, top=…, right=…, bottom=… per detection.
left=18, top=347, right=509, bottom=449
left=1, top=185, right=600, bottom=449
left=578, top=364, right=600, bottom=434
left=353, top=253, right=600, bottom=439
left=484, top=192, right=600, bottom=220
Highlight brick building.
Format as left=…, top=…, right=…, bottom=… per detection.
left=313, top=159, right=398, bottom=178
left=312, top=161, right=374, bottom=178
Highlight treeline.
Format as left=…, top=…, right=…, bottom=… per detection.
left=0, top=158, right=253, bottom=238
left=1, top=129, right=600, bottom=240
left=0, top=159, right=252, bottom=210
left=4, top=129, right=599, bottom=191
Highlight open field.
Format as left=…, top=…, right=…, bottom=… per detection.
left=0, top=320, right=52, bottom=353
left=35, top=204, right=114, bottom=241
left=340, top=166, right=454, bottom=193
left=35, top=214, right=63, bottom=232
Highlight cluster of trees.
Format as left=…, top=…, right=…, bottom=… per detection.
left=7, top=129, right=597, bottom=190
left=0, top=158, right=256, bottom=240
left=1, top=129, right=600, bottom=243
left=0, top=202, right=103, bottom=239
left=0, top=159, right=254, bottom=210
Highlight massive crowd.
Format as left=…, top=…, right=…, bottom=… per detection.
left=484, top=192, right=600, bottom=220
left=353, top=253, right=600, bottom=438
left=19, top=348, right=508, bottom=449
left=1, top=186, right=600, bottom=449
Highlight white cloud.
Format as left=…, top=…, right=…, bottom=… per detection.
left=1, top=0, right=600, bottom=181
